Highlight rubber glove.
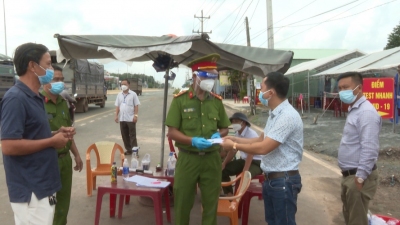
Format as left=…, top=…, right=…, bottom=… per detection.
left=210, top=132, right=221, bottom=139
left=191, top=137, right=212, bottom=150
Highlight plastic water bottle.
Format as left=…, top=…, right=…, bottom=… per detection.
left=131, top=153, right=139, bottom=170
left=111, top=162, right=117, bottom=183
left=132, top=146, right=140, bottom=158
left=122, top=159, right=129, bottom=178
left=141, top=153, right=151, bottom=171
left=167, top=152, right=176, bottom=176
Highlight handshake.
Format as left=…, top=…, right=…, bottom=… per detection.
left=191, top=132, right=221, bottom=150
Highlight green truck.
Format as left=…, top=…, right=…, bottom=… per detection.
left=51, top=52, right=107, bottom=113
left=0, top=54, right=16, bottom=101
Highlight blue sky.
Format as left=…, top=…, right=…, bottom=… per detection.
left=1, top=0, right=399, bottom=88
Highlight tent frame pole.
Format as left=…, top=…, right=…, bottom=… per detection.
left=308, top=70, right=310, bottom=114
left=160, top=60, right=173, bottom=168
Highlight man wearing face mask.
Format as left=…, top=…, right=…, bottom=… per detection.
left=0, top=43, right=74, bottom=225
left=115, top=79, right=140, bottom=155
left=221, top=112, right=262, bottom=196
left=337, top=72, right=381, bottom=225
left=41, top=65, right=83, bottom=225
left=165, top=53, right=231, bottom=225
left=220, top=72, right=303, bottom=225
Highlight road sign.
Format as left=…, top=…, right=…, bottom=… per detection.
left=363, top=78, right=394, bottom=119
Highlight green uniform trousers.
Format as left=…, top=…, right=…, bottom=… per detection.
left=341, top=169, right=378, bottom=225
left=53, top=153, right=73, bottom=225
left=174, top=150, right=221, bottom=225
left=222, top=159, right=262, bottom=194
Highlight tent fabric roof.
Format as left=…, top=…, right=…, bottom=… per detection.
left=54, top=34, right=294, bottom=77
left=0, top=53, right=12, bottom=61
left=313, top=46, right=400, bottom=77
left=285, top=49, right=366, bottom=75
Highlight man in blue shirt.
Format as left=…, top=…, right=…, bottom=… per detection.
left=0, top=43, right=75, bottom=225
left=221, top=72, right=303, bottom=225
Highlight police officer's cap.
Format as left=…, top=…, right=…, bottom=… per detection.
left=229, top=112, right=250, bottom=127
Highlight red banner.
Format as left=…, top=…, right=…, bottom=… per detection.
left=363, top=78, right=394, bottom=119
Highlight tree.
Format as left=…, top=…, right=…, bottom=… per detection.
left=384, top=22, right=400, bottom=50
left=227, top=70, right=248, bottom=98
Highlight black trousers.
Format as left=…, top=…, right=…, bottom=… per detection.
left=119, top=121, right=138, bottom=151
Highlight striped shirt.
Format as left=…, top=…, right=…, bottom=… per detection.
left=338, top=96, right=382, bottom=179
left=261, top=100, right=304, bottom=172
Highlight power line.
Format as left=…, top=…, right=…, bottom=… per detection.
left=209, top=0, right=227, bottom=17
left=248, top=0, right=260, bottom=23
left=211, top=0, right=248, bottom=31
left=196, top=0, right=209, bottom=14
left=205, top=0, right=219, bottom=15
left=271, top=0, right=395, bottom=46
left=274, top=0, right=359, bottom=28
left=223, top=0, right=254, bottom=43
left=273, top=0, right=397, bottom=28
left=273, top=0, right=317, bottom=26
left=225, top=23, right=246, bottom=43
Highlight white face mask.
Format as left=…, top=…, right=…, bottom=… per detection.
left=232, top=123, right=242, bottom=132
left=121, top=85, right=128, bottom=91
left=199, top=79, right=215, bottom=92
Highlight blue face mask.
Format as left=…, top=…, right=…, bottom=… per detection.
left=339, top=85, right=359, bottom=104
left=258, top=90, right=271, bottom=106
left=35, top=64, right=54, bottom=85
left=49, top=82, right=65, bottom=95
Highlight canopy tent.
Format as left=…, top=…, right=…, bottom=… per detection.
left=54, top=33, right=294, bottom=167
left=313, top=46, right=400, bottom=77
left=284, top=49, right=365, bottom=112
left=0, top=53, right=12, bottom=62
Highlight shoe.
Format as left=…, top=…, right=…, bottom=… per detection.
left=124, top=151, right=133, bottom=155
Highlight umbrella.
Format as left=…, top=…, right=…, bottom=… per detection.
left=54, top=33, right=294, bottom=167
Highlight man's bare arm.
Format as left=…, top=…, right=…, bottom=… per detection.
left=167, top=127, right=192, bottom=146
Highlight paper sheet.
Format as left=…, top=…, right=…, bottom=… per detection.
left=207, top=138, right=223, bottom=144
left=124, top=175, right=170, bottom=188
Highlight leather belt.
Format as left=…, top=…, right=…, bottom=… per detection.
left=178, top=148, right=215, bottom=156
left=341, top=164, right=377, bottom=177
left=58, top=153, right=68, bottom=158
left=264, top=170, right=299, bottom=180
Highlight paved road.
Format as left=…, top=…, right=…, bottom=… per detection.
left=0, top=89, right=345, bottom=224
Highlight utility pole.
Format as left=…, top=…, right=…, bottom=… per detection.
left=193, top=10, right=212, bottom=34
left=245, top=17, right=256, bottom=115
left=266, top=0, right=274, bottom=49
left=3, top=0, right=7, bottom=55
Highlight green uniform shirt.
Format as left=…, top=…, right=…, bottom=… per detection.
left=41, top=91, right=72, bottom=154
left=165, top=87, right=231, bottom=152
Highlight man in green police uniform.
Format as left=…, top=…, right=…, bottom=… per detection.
left=165, top=53, right=231, bottom=225
left=42, top=65, right=83, bottom=225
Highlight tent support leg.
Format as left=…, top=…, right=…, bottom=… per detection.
left=160, top=67, right=171, bottom=168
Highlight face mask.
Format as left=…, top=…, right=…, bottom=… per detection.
left=339, top=85, right=359, bottom=104
left=199, top=79, right=215, bottom=92
left=232, top=123, right=242, bottom=132
left=35, top=64, right=54, bottom=85
left=258, top=90, right=271, bottom=106
left=49, top=82, right=65, bottom=95
left=121, top=85, right=128, bottom=91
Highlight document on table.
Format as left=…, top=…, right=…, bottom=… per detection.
left=207, top=138, right=223, bottom=144
left=124, top=175, right=170, bottom=188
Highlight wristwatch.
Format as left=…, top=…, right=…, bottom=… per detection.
left=134, top=114, right=138, bottom=117
left=356, top=177, right=364, bottom=183
left=233, top=143, right=237, bottom=151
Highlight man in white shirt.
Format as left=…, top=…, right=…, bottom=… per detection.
left=221, top=112, right=262, bottom=195
left=114, top=79, right=140, bottom=155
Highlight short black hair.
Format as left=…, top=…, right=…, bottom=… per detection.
left=52, top=64, right=63, bottom=72
left=13, top=43, right=49, bottom=76
left=337, top=72, right=363, bottom=85
left=264, top=72, right=289, bottom=98
left=121, top=79, right=130, bottom=84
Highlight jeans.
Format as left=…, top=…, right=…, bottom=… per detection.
left=262, top=173, right=302, bottom=225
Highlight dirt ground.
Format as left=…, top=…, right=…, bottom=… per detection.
left=240, top=105, right=400, bottom=219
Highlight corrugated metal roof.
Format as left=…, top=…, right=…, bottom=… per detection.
left=277, top=49, right=348, bottom=60
left=285, top=49, right=366, bottom=75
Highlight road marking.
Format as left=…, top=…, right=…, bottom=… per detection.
left=74, top=109, right=114, bottom=123
left=80, top=123, right=86, bottom=126
left=250, top=120, right=341, bottom=176
left=89, top=120, right=94, bottom=123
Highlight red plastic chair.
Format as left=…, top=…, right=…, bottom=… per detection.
left=333, top=100, right=341, bottom=117
left=242, top=96, right=249, bottom=103
left=240, top=182, right=263, bottom=225
left=236, top=174, right=264, bottom=219
left=374, top=214, right=400, bottom=224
